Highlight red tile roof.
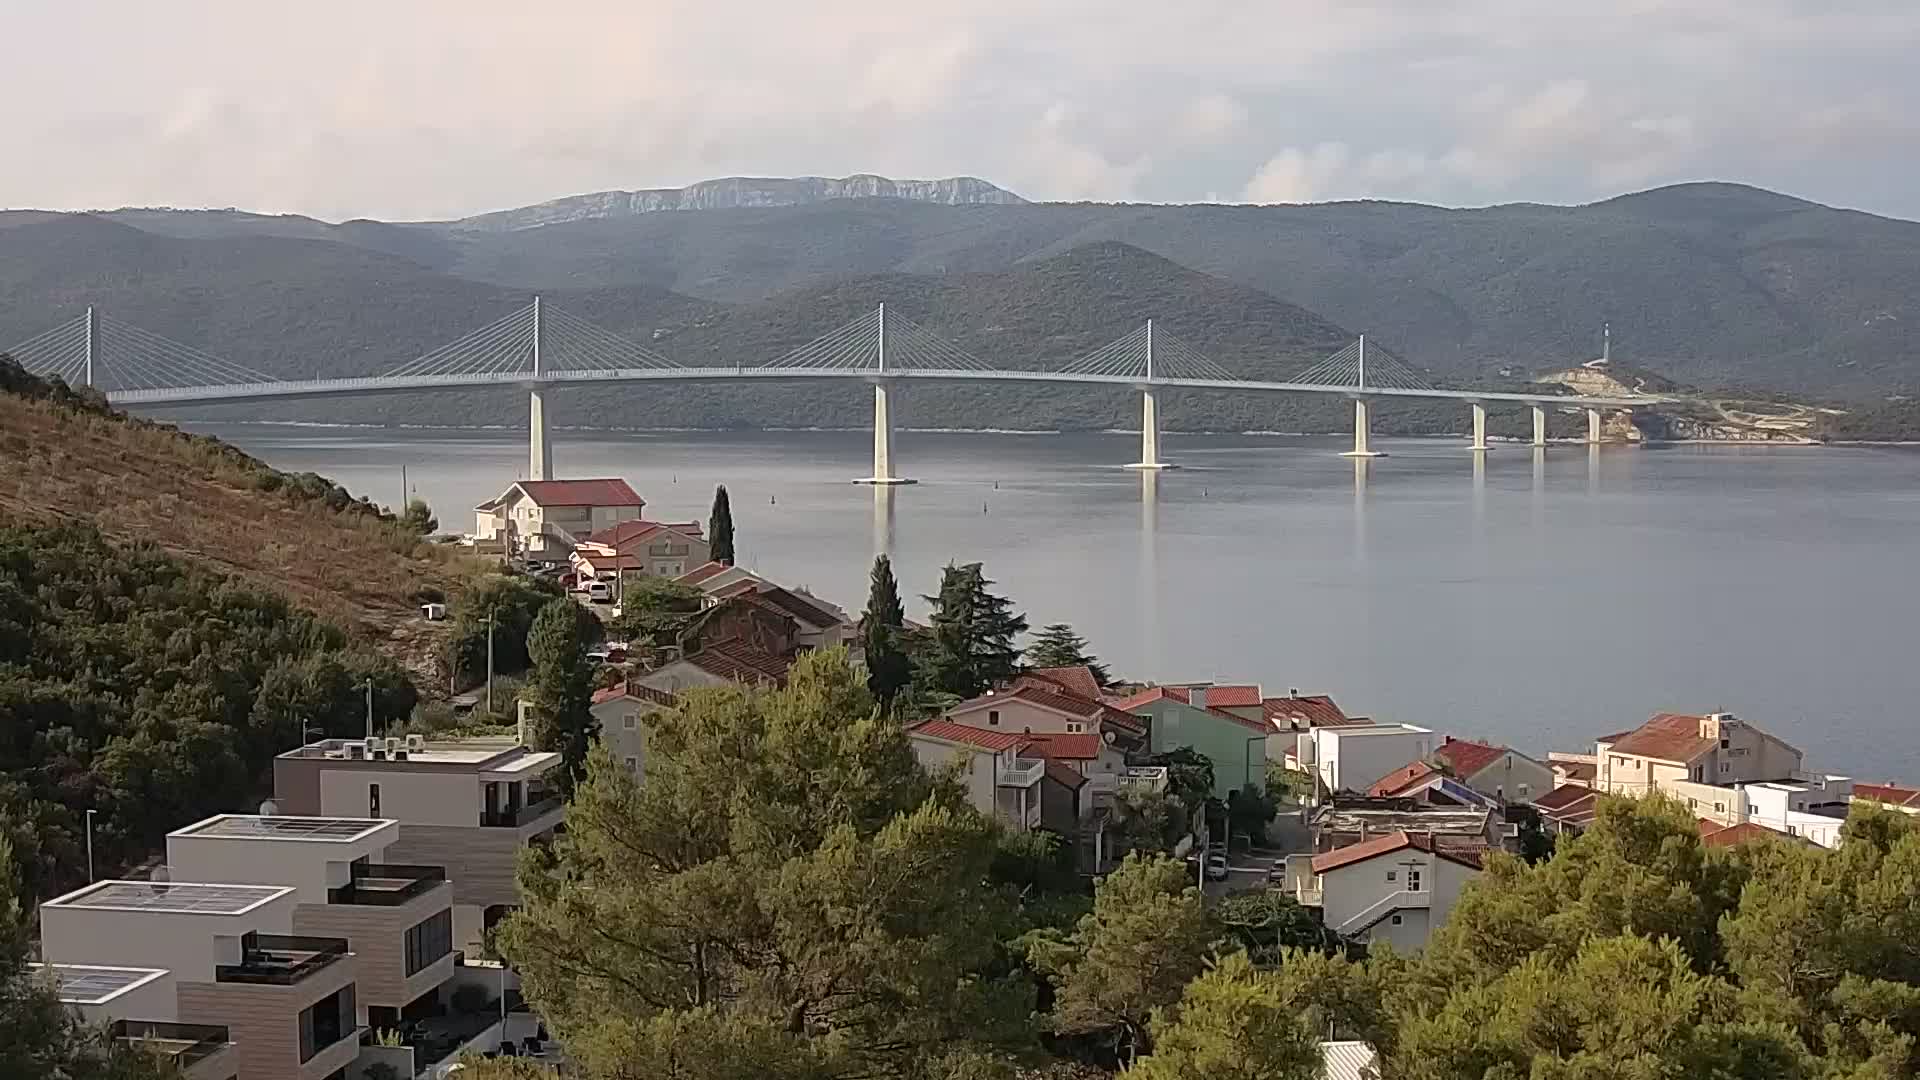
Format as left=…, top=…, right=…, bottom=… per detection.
left=1023, top=732, right=1106, bottom=761
left=910, top=719, right=1031, bottom=753
left=1311, top=830, right=1487, bottom=874
left=1369, top=761, right=1440, bottom=797
left=1605, top=713, right=1716, bottom=765
left=1262, top=694, right=1356, bottom=729
left=587, top=519, right=705, bottom=549
left=1110, top=685, right=1266, bottom=732
left=1025, top=665, right=1103, bottom=700
left=1043, top=760, right=1088, bottom=790
left=516, top=478, right=644, bottom=507
left=593, top=682, right=680, bottom=707
left=1205, top=685, right=1263, bottom=707
left=676, top=561, right=735, bottom=586
left=683, top=639, right=790, bottom=686
left=1854, top=783, right=1920, bottom=809
left=754, top=586, right=845, bottom=630
left=1533, top=784, right=1599, bottom=813
left=710, top=578, right=759, bottom=599
left=1554, top=760, right=1597, bottom=784
left=1698, top=821, right=1809, bottom=849
left=1435, top=738, right=1509, bottom=780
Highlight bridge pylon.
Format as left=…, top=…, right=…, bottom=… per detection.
left=853, top=305, right=915, bottom=485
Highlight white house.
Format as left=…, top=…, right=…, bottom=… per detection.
left=907, top=719, right=1046, bottom=832
left=1431, top=738, right=1556, bottom=804
left=472, top=478, right=646, bottom=561
left=1303, top=724, right=1437, bottom=796
left=590, top=681, right=680, bottom=779
left=1308, top=831, right=1483, bottom=951
left=1738, top=777, right=1852, bottom=849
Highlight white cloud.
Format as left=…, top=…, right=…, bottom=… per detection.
left=3, top=0, right=1920, bottom=218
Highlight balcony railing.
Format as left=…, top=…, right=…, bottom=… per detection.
left=327, top=864, right=447, bottom=906
left=215, top=933, right=348, bottom=985
left=481, top=796, right=563, bottom=828
left=1119, top=766, right=1170, bottom=794
left=110, top=1021, right=232, bottom=1068
left=997, top=757, right=1046, bottom=787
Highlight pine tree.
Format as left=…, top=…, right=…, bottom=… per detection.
left=1025, top=622, right=1112, bottom=685
left=860, top=555, right=911, bottom=707
left=400, top=497, right=438, bottom=535
left=709, top=485, right=735, bottom=566
left=914, top=562, right=1028, bottom=699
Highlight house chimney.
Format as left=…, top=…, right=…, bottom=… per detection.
left=1289, top=688, right=1301, bottom=698
left=1190, top=686, right=1208, bottom=709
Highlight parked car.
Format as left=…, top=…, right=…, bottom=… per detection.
left=586, top=581, right=613, bottom=603
left=1205, top=853, right=1229, bottom=881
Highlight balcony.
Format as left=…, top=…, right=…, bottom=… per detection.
left=327, top=864, right=447, bottom=906
left=481, top=796, right=563, bottom=829
left=111, top=1021, right=233, bottom=1070
left=215, top=933, right=349, bottom=985
left=996, top=757, right=1046, bottom=788
left=1119, top=766, right=1170, bottom=794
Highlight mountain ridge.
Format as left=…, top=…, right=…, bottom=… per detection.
left=447, top=174, right=1026, bottom=232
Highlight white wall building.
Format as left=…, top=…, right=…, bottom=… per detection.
left=1304, top=724, right=1438, bottom=796
left=1308, top=831, right=1482, bottom=951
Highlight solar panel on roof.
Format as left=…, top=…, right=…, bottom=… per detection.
left=192, top=816, right=382, bottom=840
left=61, top=881, right=284, bottom=914
left=46, top=966, right=164, bottom=1003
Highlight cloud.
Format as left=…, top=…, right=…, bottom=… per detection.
left=3, top=0, right=1920, bottom=218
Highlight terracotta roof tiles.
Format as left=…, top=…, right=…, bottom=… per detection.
left=1435, top=739, right=1509, bottom=779
left=910, top=719, right=1031, bottom=753
left=1854, top=783, right=1920, bottom=809
left=1605, top=713, right=1716, bottom=765
left=515, top=478, right=644, bottom=507
left=1369, top=761, right=1440, bottom=797
left=683, top=639, right=790, bottom=686
left=1023, top=732, right=1106, bottom=761
left=1262, top=694, right=1356, bottom=728
left=1311, top=830, right=1487, bottom=874
left=1043, top=760, right=1088, bottom=790
left=1025, top=665, right=1103, bottom=700
left=1205, top=685, right=1263, bottom=708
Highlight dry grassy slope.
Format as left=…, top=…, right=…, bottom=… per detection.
left=0, top=394, right=481, bottom=677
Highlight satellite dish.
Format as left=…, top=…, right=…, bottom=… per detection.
left=148, top=866, right=170, bottom=896
left=259, top=800, right=280, bottom=817
left=1103, top=730, right=1116, bottom=745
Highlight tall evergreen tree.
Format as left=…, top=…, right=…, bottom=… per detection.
left=525, top=597, right=601, bottom=792
left=708, top=485, right=736, bottom=565
left=1025, top=623, right=1112, bottom=685
left=860, top=555, right=912, bottom=707
left=914, top=562, right=1028, bottom=699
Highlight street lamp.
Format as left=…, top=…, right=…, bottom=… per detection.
left=84, top=809, right=96, bottom=883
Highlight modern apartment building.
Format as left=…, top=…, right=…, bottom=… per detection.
left=166, top=814, right=457, bottom=1029
left=40, top=880, right=363, bottom=1080
left=273, top=735, right=565, bottom=952
left=34, top=963, right=242, bottom=1080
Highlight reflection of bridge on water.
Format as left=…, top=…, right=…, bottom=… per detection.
left=8, top=300, right=1659, bottom=483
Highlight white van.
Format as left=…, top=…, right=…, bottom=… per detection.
left=586, top=580, right=613, bottom=603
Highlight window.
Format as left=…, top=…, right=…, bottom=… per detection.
left=1517, top=783, right=1530, bottom=797
left=1408, top=868, right=1422, bottom=891
left=368, top=783, right=381, bottom=818
left=298, top=984, right=357, bottom=1063
left=1495, top=785, right=1505, bottom=799
left=1721, top=762, right=1731, bottom=774
left=404, top=909, right=452, bottom=977
left=1390, top=914, right=1403, bottom=925
left=623, top=714, right=637, bottom=730
left=1714, top=802, right=1726, bottom=813
left=1065, top=722, right=1084, bottom=733
left=1720, top=738, right=1730, bottom=749
left=1386, top=871, right=1396, bottom=882
left=625, top=756, right=639, bottom=772
left=1688, top=798, right=1698, bottom=809
left=987, top=710, right=1000, bottom=726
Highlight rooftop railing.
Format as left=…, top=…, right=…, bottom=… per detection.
left=215, top=932, right=348, bottom=985
left=110, top=1021, right=231, bottom=1068
left=328, top=863, right=447, bottom=906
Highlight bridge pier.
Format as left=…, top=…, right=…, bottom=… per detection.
left=854, top=381, right=915, bottom=485
left=1468, top=402, right=1489, bottom=452
left=1339, top=398, right=1384, bottom=458
left=1126, top=387, right=1175, bottom=470
left=1586, top=407, right=1603, bottom=444
left=1532, top=405, right=1547, bottom=447
left=528, top=388, right=552, bottom=480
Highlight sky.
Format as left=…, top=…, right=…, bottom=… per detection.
left=6, top=0, right=1920, bottom=222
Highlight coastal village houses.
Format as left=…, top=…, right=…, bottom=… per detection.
left=1306, top=830, right=1486, bottom=952
left=1112, top=684, right=1273, bottom=801
left=571, top=518, right=709, bottom=580
left=472, top=477, right=645, bottom=562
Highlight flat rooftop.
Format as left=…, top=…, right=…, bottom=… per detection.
left=1313, top=807, right=1491, bottom=836
left=46, top=880, right=293, bottom=916
left=33, top=963, right=170, bottom=1005
left=280, top=735, right=558, bottom=770
left=173, top=814, right=391, bottom=843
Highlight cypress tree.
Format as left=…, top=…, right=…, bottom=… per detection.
left=709, top=484, right=735, bottom=565
left=915, top=561, right=1028, bottom=699
left=861, top=555, right=912, bottom=706
left=1026, top=622, right=1112, bottom=685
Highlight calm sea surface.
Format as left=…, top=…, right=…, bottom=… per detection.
left=187, top=424, right=1920, bottom=782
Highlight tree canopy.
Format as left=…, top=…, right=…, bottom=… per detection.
left=524, top=597, right=601, bottom=790
left=1024, top=624, right=1111, bottom=687
left=914, top=562, right=1028, bottom=700
left=400, top=497, right=438, bottom=535
left=860, top=555, right=912, bottom=707
left=496, top=649, right=1035, bottom=1080
left=708, top=485, right=736, bottom=566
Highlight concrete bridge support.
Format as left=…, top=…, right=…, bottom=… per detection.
left=1340, top=398, right=1384, bottom=458
left=1126, top=387, right=1174, bottom=470
left=528, top=388, right=552, bottom=480
left=1532, top=405, right=1547, bottom=447
left=1586, top=407, right=1604, bottom=444
left=855, top=381, right=915, bottom=485
left=1469, top=402, right=1489, bottom=451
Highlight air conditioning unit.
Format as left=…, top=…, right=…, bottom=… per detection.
left=366, top=738, right=385, bottom=760
left=346, top=742, right=365, bottom=760
left=406, top=734, right=426, bottom=753
left=386, top=737, right=402, bottom=757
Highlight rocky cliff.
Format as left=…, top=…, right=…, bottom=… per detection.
left=454, top=174, right=1024, bottom=231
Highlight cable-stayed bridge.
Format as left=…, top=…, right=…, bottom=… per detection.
left=6, top=300, right=1662, bottom=482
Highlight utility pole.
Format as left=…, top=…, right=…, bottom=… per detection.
left=400, top=464, right=408, bottom=516
left=85, top=809, right=96, bottom=883
left=364, top=678, right=375, bottom=739
left=84, top=306, right=97, bottom=388
left=483, top=611, right=499, bottom=711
